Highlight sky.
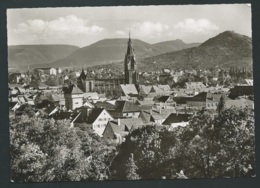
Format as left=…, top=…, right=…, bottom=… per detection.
left=7, top=4, right=251, bottom=47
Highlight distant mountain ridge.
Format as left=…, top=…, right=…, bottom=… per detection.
left=152, top=39, right=200, bottom=53
left=8, top=31, right=252, bottom=72
left=51, top=38, right=199, bottom=68
left=8, top=44, right=79, bottom=68
left=51, top=38, right=162, bottom=68
left=137, top=31, right=252, bottom=71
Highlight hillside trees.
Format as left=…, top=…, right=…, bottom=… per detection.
left=111, top=108, right=255, bottom=180
left=10, top=114, right=116, bottom=182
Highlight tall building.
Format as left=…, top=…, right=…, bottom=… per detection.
left=124, top=32, right=138, bottom=84
left=64, top=84, right=84, bottom=110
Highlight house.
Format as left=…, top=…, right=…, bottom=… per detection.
left=83, top=92, right=99, bottom=101
left=162, top=113, right=192, bottom=130
left=185, top=82, right=206, bottom=90
left=225, top=98, right=254, bottom=109
left=35, top=68, right=57, bottom=75
left=94, top=101, right=116, bottom=111
left=102, top=118, right=144, bottom=143
left=139, top=110, right=165, bottom=125
left=102, top=121, right=129, bottom=144
left=154, top=95, right=176, bottom=108
left=15, top=103, right=33, bottom=116
left=9, top=102, right=20, bottom=111
left=71, top=108, right=114, bottom=137
left=244, top=79, right=253, bottom=86
left=63, top=84, right=84, bottom=110
left=186, top=92, right=219, bottom=110
left=228, top=85, right=253, bottom=99
left=109, top=100, right=141, bottom=119
left=120, top=84, right=139, bottom=97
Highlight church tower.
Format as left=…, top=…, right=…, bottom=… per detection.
left=124, top=32, right=138, bottom=84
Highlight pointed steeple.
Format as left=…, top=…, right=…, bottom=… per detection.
left=79, top=66, right=86, bottom=80
left=126, top=30, right=134, bottom=55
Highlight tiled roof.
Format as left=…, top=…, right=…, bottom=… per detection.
left=162, top=113, right=192, bottom=125
left=114, top=101, right=140, bottom=112
left=120, top=84, right=138, bottom=96
left=106, top=121, right=128, bottom=137
left=139, top=85, right=152, bottom=94
left=87, top=108, right=105, bottom=124
left=95, top=101, right=116, bottom=110
left=119, top=118, right=144, bottom=130
left=139, top=111, right=151, bottom=123
left=9, top=102, right=18, bottom=110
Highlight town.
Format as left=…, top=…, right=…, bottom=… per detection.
left=9, top=34, right=254, bottom=143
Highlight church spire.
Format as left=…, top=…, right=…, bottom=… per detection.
left=127, top=30, right=134, bottom=55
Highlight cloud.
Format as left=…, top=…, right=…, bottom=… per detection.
left=174, top=18, right=219, bottom=34
left=131, top=21, right=169, bottom=37
left=13, top=15, right=104, bottom=39
left=115, top=30, right=126, bottom=36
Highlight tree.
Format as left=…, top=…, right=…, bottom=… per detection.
left=126, top=153, right=140, bottom=180
left=10, top=114, right=116, bottom=182
left=217, top=95, right=225, bottom=114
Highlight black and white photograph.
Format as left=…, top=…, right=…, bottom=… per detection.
left=7, top=4, right=255, bottom=182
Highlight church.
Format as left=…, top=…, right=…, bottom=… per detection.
left=77, top=33, right=139, bottom=95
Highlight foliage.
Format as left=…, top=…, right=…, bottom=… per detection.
left=111, top=107, right=255, bottom=180
left=125, top=153, right=140, bottom=180
left=10, top=115, right=116, bottom=182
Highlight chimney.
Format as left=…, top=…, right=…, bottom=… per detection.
left=118, top=118, right=121, bottom=126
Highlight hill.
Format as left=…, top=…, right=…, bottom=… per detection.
left=152, top=39, right=200, bottom=53
left=51, top=38, right=164, bottom=68
left=137, top=31, right=252, bottom=71
left=8, top=45, right=79, bottom=68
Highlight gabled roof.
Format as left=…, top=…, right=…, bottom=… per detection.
left=104, top=121, right=128, bottom=137
left=162, top=113, right=192, bottom=125
left=120, top=84, right=138, bottom=96
left=119, top=118, right=144, bottom=130
left=64, top=85, right=84, bottom=94
left=44, top=105, right=57, bottom=115
left=87, top=108, right=107, bottom=124
left=139, top=111, right=151, bottom=123
left=188, top=92, right=207, bottom=102
left=9, top=102, right=19, bottom=110
left=139, top=85, right=152, bottom=94
left=95, top=101, right=116, bottom=110
left=157, top=85, right=171, bottom=92
left=114, top=101, right=140, bottom=112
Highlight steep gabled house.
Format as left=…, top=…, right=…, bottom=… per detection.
left=102, top=121, right=129, bottom=144
left=71, top=107, right=114, bottom=137
left=120, top=84, right=139, bottom=97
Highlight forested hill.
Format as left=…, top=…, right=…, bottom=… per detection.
left=8, top=45, right=79, bottom=67
left=138, top=31, right=252, bottom=71
left=152, top=39, right=200, bottom=53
